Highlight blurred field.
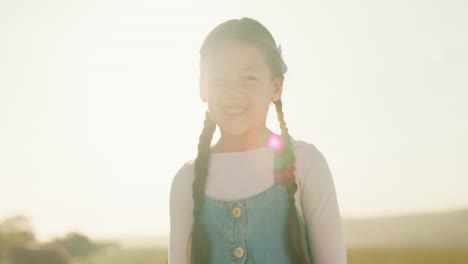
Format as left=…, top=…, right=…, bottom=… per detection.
left=77, top=247, right=468, bottom=264
left=347, top=247, right=468, bottom=264
left=77, top=248, right=167, bottom=264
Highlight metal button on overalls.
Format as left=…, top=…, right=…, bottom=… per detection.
left=235, top=247, right=244, bottom=258
left=232, top=206, right=242, bottom=218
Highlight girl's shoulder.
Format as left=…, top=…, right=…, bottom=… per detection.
left=292, top=139, right=331, bottom=180
left=170, top=160, right=196, bottom=197
left=173, top=159, right=195, bottom=177
left=292, top=139, right=324, bottom=163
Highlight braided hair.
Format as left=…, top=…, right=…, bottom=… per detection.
left=190, top=110, right=216, bottom=264
left=190, top=17, right=310, bottom=264
left=274, top=99, right=310, bottom=264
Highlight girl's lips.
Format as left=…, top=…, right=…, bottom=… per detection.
left=222, top=107, right=248, bottom=115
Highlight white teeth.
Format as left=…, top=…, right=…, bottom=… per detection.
left=223, top=107, right=247, bottom=114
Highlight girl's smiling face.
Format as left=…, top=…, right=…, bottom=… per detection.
left=199, top=39, right=283, bottom=136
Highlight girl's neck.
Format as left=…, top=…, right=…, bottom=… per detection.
left=212, top=126, right=276, bottom=153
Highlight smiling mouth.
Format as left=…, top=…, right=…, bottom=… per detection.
left=222, top=107, right=248, bottom=115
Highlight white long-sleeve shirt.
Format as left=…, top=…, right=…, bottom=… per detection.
left=169, top=139, right=347, bottom=264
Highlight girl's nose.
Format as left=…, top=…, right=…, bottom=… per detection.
left=221, top=85, right=246, bottom=101
left=222, top=79, right=246, bottom=94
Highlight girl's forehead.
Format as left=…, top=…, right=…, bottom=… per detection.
left=202, top=39, right=269, bottom=74
left=206, top=64, right=267, bottom=74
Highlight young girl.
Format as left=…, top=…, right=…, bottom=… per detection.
left=169, top=17, right=347, bottom=264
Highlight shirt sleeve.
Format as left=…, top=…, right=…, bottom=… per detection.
left=300, top=144, right=347, bottom=264
left=169, top=163, right=194, bottom=264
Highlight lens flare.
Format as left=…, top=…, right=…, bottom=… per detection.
left=268, top=134, right=282, bottom=151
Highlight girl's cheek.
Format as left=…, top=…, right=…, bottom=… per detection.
left=209, top=92, right=222, bottom=104
left=207, top=87, right=219, bottom=99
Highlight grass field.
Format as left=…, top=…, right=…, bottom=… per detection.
left=78, top=247, right=468, bottom=264
left=348, top=247, right=468, bottom=264
left=78, top=248, right=167, bottom=264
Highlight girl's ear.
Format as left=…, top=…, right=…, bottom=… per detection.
left=199, top=75, right=207, bottom=103
left=271, top=77, right=284, bottom=102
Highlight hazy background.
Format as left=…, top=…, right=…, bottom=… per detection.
left=1, top=0, right=467, bottom=243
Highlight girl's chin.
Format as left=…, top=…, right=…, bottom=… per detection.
left=213, top=111, right=247, bottom=124
left=217, top=122, right=249, bottom=136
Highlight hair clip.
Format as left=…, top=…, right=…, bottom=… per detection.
left=277, top=44, right=288, bottom=75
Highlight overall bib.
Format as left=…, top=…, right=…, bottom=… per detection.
left=199, top=181, right=313, bottom=264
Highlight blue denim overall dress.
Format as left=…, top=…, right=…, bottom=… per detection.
left=199, top=175, right=313, bottom=263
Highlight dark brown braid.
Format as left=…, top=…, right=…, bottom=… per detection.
left=274, top=99, right=311, bottom=264
left=190, top=110, right=216, bottom=264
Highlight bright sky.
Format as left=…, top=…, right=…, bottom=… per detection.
left=1, top=0, right=467, bottom=242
